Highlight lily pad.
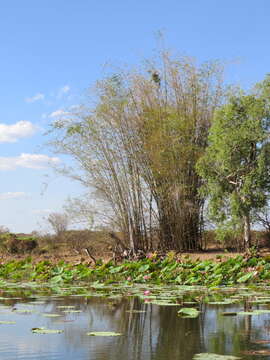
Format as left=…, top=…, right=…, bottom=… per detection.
left=57, top=305, right=76, bottom=309
left=42, top=313, right=62, bottom=318
left=238, top=309, right=270, bottom=315
left=86, top=331, right=122, bottom=336
left=178, top=308, right=200, bottom=318
left=0, top=321, right=16, bottom=324
left=193, top=353, right=241, bottom=360
left=13, top=309, right=35, bottom=313
left=31, top=327, right=64, bottom=334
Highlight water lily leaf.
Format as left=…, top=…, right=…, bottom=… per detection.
left=13, top=309, right=35, bottom=313
left=31, top=327, right=63, bottom=334
left=29, top=301, right=46, bottom=305
left=42, top=313, right=62, bottom=317
left=62, top=310, right=82, bottom=313
left=178, top=308, right=200, bottom=318
left=57, top=305, right=75, bottom=309
left=193, top=353, right=241, bottom=359
left=0, top=321, right=16, bottom=324
left=149, top=301, right=180, bottom=306
left=237, top=272, right=256, bottom=283
left=238, top=309, right=270, bottom=315
left=207, top=301, right=234, bottom=305
left=86, top=331, right=122, bottom=336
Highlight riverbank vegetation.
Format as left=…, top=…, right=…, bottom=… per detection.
left=1, top=250, right=270, bottom=286
left=47, top=50, right=270, bottom=255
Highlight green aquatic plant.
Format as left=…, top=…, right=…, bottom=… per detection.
left=86, top=331, right=122, bottom=336
left=31, top=327, right=64, bottom=334
left=193, top=354, right=241, bottom=360
left=0, top=255, right=268, bottom=286
left=178, top=308, right=200, bottom=318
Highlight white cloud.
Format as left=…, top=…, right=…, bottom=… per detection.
left=69, top=104, right=80, bottom=110
left=0, top=153, right=60, bottom=171
left=0, top=121, right=37, bottom=143
left=49, top=109, right=68, bottom=118
left=0, top=192, right=29, bottom=200
left=25, top=93, right=45, bottom=103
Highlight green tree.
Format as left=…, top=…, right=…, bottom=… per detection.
left=197, top=87, right=270, bottom=249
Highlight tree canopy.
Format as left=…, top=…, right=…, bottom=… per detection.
left=197, top=82, right=270, bottom=248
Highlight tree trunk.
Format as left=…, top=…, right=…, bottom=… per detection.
left=243, top=214, right=251, bottom=250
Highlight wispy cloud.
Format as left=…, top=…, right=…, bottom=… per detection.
left=25, top=93, right=45, bottom=103
left=0, top=121, right=37, bottom=143
left=48, top=109, right=68, bottom=118
left=0, top=192, right=29, bottom=200
left=0, top=153, right=60, bottom=170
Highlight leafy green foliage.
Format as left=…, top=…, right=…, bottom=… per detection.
left=0, top=254, right=269, bottom=286
left=197, top=86, right=270, bottom=247
left=178, top=307, right=200, bottom=318
left=193, top=354, right=241, bottom=360
left=86, top=332, right=122, bottom=336
left=31, top=327, right=63, bottom=334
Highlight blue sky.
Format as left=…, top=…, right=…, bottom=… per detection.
left=1, top=0, right=270, bottom=233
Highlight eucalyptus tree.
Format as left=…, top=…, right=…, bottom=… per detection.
left=197, top=82, right=270, bottom=249
left=49, top=52, right=225, bottom=252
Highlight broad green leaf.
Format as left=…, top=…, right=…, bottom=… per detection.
left=86, top=331, right=122, bottom=336
left=31, top=327, right=63, bottom=334
left=178, top=307, right=200, bottom=318
left=42, top=313, right=62, bottom=317
left=237, top=272, right=255, bottom=283
left=193, top=353, right=241, bottom=359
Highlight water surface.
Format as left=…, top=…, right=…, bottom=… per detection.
left=0, top=283, right=270, bottom=359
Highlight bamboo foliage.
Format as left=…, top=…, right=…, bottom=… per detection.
left=50, top=52, right=225, bottom=252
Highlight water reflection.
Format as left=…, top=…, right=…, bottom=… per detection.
left=1, top=291, right=270, bottom=359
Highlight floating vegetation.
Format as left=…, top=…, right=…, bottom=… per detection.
left=31, top=327, right=64, bottom=334
left=178, top=308, right=200, bottom=318
left=12, top=308, right=35, bottom=313
left=238, top=309, right=270, bottom=315
left=57, top=305, right=76, bottom=309
left=193, top=354, right=241, bottom=360
left=86, top=331, right=122, bottom=336
left=42, top=313, right=62, bottom=317
left=0, top=278, right=270, bottom=358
